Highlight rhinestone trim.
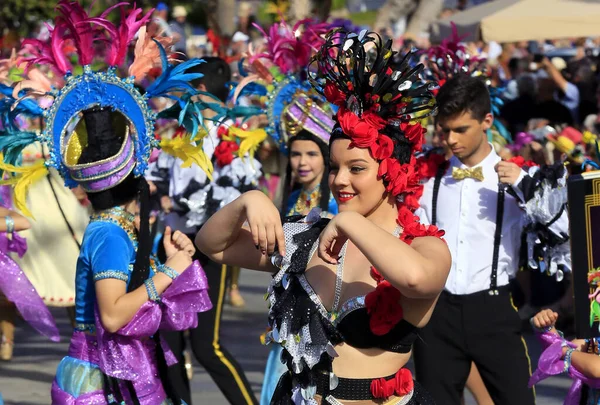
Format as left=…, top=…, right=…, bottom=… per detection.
left=93, top=270, right=129, bottom=282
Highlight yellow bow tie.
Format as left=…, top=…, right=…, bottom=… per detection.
left=452, top=166, right=484, bottom=181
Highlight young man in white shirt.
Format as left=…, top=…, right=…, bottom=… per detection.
left=413, top=74, right=540, bottom=405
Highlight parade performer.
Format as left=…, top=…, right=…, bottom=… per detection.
left=413, top=74, right=570, bottom=405
left=1, top=1, right=216, bottom=402
left=0, top=51, right=63, bottom=361
left=197, top=28, right=450, bottom=404
left=0, top=185, right=60, bottom=361
left=0, top=49, right=91, bottom=315
left=530, top=308, right=600, bottom=405
left=149, top=56, right=263, bottom=405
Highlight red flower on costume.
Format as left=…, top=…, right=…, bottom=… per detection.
left=394, top=369, right=414, bottom=396
left=214, top=141, right=239, bottom=167
left=370, top=266, right=385, bottom=284
left=371, top=135, right=394, bottom=160
left=397, top=206, right=445, bottom=245
left=417, top=153, right=447, bottom=179
left=370, top=368, right=414, bottom=399
left=337, top=107, right=382, bottom=148
left=365, top=281, right=403, bottom=336
left=401, top=122, right=425, bottom=150
left=370, top=377, right=396, bottom=399
left=324, top=82, right=346, bottom=106
left=217, top=125, right=229, bottom=139
left=507, top=156, right=539, bottom=169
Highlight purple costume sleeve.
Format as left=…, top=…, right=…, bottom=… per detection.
left=94, top=260, right=212, bottom=380
left=529, top=331, right=600, bottom=404
left=160, top=260, right=212, bottom=331
left=0, top=250, right=59, bottom=341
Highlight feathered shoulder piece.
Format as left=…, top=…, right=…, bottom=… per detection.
left=308, top=28, right=436, bottom=208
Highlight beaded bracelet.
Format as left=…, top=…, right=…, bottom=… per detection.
left=144, top=278, right=161, bottom=302
left=158, top=264, right=179, bottom=280
left=564, top=347, right=575, bottom=373
left=5, top=216, right=14, bottom=236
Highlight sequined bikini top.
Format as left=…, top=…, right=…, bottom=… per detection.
left=269, top=211, right=419, bottom=358
left=299, top=230, right=418, bottom=353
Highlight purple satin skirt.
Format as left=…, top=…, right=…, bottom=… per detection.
left=51, top=331, right=170, bottom=404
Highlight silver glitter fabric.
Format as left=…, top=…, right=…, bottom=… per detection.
left=268, top=209, right=342, bottom=403
left=521, top=166, right=571, bottom=280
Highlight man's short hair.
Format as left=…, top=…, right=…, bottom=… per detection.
left=188, top=57, right=232, bottom=103
left=436, top=74, right=491, bottom=122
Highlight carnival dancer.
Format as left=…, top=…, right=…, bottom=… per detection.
left=0, top=185, right=60, bottom=361
left=197, top=29, right=451, bottom=405
left=0, top=1, right=216, bottom=402
left=413, top=74, right=571, bottom=405
left=150, top=56, right=262, bottom=405
left=529, top=309, right=600, bottom=405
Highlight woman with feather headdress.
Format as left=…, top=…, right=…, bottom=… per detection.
left=0, top=1, right=226, bottom=403
left=197, top=28, right=451, bottom=404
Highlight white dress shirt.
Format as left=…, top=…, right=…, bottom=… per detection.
left=416, top=148, right=524, bottom=295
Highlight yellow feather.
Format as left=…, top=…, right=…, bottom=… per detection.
left=227, top=127, right=267, bottom=160
left=160, top=135, right=214, bottom=180
left=0, top=159, right=48, bottom=217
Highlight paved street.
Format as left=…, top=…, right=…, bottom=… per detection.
left=0, top=270, right=572, bottom=405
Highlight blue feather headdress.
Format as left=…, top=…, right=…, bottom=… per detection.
left=0, top=0, right=215, bottom=213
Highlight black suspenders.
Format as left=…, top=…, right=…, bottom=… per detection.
left=431, top=165, right=505, bottom=295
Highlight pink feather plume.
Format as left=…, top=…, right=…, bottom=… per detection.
left=128, top=25, right=175, bottom=82
left=20, top=22, right=72, bottom=76
left=249, top=18, right=330, bottom=75
left=96, top=3, right=153, bottom=67
left=55, top=0, right=102, bottom=66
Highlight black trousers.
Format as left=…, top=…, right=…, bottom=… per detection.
left=413, top=286, right=535, bottom=405
left=159, top=234, right=258, bottom=405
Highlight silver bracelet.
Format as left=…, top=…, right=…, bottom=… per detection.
left=159, top=264, right=179, bottom=279
left=5, top=216, right=14, bottom=236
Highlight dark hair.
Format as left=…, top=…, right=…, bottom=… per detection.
left=77, top=108, right=180, bottom=404
left=436, top=74, right=491, bottom=122
left=282, top=131, right=331, bottom=214
left=188, top=57, right=232, bottom=102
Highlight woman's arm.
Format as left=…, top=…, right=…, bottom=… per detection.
left=563, top=348, right=600, bottom=379
left=195, top=190, right=283, bottom=272
left=96, top=230, right=194, bottom=333
left=0, top=207, right=31, bottom=232
left=318, top=211, right=451, bottom=299
left=96, top=272, right=173, bottom=333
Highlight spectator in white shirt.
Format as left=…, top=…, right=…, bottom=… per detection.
left=413, top=74, right=544, bottom=405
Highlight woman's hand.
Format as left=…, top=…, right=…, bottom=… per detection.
left=242, top=190, right=285, bottom=257
left=531, top=309, right=558, bottom=331
left=164, top=226, right=196, bottom=259
left=164, top=250, right=193, bottom=275
left=318, top=212, right=354, bottom=265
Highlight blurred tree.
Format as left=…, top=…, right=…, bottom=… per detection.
left=0, top=0, right=55, bottom=36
